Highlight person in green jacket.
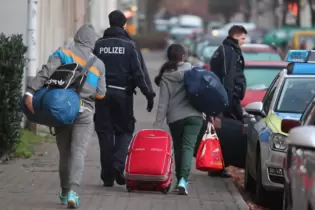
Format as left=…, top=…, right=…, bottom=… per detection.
left=153, top=44, right=203, bottom=195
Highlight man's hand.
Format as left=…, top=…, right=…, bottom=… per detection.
left=25, top=95, right=34, bottom=113
left=212, top=117, right=222, bottom=129
left=146, top=92, right=156, bottom=112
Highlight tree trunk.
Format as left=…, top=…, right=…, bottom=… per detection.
left=272, top=0, right=280, bottom=27
left=282, top=1, right=288, bottom=26
left=296, top=0, right=301, bottom=26
left=145, top=0, right=162, bottom=33
left=243, top=0, right=251, bottom=21
left=308, top=0, right=315, bottom=25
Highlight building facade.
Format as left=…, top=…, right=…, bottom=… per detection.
left=0, top=0, right=117, bottom=71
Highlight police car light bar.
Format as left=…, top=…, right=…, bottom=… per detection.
left=285, top=50, right=315, bottom=63
left=285, top=50, right=310, bottom=62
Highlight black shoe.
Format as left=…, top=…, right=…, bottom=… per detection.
left=114, top=168, right=126, bottom=185
left=208, top=169, right=232, bottom=178
left=103, top=180, right=114, bottom=187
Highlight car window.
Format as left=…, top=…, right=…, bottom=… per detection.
left=263, top=74, right=280, bottom=113
left=298, top=35, right=315, bottom=49
left=276, top=78, right=315, bottom=113
left=243, top=52, right=282, bottom=61
left=196, top=41, right=208, bottom=56
left=300, top=100, right=315, bottom=125
left=244, top=68, right=282, bottom=89
left=202, top=46, right=218, bottom=59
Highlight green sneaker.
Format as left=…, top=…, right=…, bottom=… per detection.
left=178, top=178, right=188, bottom=195
left=59, top=192, right=68, bottom=205
left=67, top=190, right=80, bottom=209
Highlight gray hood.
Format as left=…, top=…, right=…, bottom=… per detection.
left=74, top=24, right=98, bottom=50
left=162, top=62, right=192, bottom=82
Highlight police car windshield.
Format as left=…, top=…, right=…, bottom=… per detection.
left=275, top=77, right=315, bottom=113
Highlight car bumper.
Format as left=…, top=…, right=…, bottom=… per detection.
left=261, top=142, right=285, bottom=191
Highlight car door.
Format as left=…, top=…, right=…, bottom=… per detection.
left=247, top=74, right=280, bottom=175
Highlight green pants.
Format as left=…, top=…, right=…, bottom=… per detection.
left=194, top=119, right=207, bottom=157
left=169, top=116, right=203, bottom=181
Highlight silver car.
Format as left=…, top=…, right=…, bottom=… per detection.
left=283, top=97, right=315, bottom=210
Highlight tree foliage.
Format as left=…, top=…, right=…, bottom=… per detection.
left=0, top=34, right=27, bottom=156
left=208, top=0, right=241, bottom=22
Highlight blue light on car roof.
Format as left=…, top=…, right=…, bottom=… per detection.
left=285, top=50, right=309, bottom=62
left=291, top=63, right=315, bottom=74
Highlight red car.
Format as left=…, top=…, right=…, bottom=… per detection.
left=241, top=43, right=284, bottom=61
left=241, top=61, right=288, bottom=107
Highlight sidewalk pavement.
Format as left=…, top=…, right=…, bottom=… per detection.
left=0, top=134, right=248, bottom=210
left=0, top=51, right=249, bottom=210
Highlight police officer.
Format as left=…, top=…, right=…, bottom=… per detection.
left=94, top=10, right=155, bottom=187
left=210, top=25, right=247, bottom=122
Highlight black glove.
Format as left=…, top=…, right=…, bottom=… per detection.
left=146, top=92, right=156, bottom=112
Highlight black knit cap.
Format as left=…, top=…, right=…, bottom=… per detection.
left=109, top=10, right=127, bottom=28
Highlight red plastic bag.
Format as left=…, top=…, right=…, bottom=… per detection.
left=196, top=123, right=224, bottom=172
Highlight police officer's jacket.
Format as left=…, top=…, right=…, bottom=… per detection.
left=210, top=37, right=246, bottom=105
left=93, top=26, right=153, bottom=96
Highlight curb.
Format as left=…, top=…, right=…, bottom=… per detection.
left=225, top=179, right=250, bottom=210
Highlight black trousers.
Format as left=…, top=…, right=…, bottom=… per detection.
left=94, top=89, right=135, bottom=182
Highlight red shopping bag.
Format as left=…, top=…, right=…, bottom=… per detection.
left=196, top=123, right=224, bottom=172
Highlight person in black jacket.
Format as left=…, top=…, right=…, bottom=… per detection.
left=94, top=10, right=155, bottom=187
left=210, top=25, right=247, bottom=122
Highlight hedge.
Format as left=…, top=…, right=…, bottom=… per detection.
left=0, top=34, right=27, bottom=156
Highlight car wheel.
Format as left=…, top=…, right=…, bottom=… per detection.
left=244, top=151, right=256, bottom=192
left=255, top=153, right=268, bottom=204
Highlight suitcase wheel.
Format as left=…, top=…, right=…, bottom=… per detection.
left=161, top=185, right=171, bottom=194
left=126, top=185, right=132, bottom=192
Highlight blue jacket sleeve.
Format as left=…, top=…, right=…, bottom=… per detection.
left=130, top=43, right=154, bottom=96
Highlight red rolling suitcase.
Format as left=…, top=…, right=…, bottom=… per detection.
left=125, top=129, right=172, bottom=194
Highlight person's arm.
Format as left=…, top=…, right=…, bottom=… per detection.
left=26, top=55, right=62, bottom=95
left=222, top=47, right=236, bottom=106
left=153, top=80, right=169, bottom=127
left=24, top=52, right=62, bottom=113
left=95, top=61, right=106, bottom=99
left=210, top=45, right=226, bottom=81
left=130, top=43, right=154, bottom=96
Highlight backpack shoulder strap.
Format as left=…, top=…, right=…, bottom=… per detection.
left=77, top=55, right=97, bottom=93
left=82, top=54, right=97, bottom=75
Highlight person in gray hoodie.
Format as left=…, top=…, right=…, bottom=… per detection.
left=153, top=44, right=203, bottom=195
left=24, top=24, right=106, bottom=209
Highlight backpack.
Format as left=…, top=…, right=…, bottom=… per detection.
left=184, top=66, right=229, bottom=116
left=21, top=55, right=97, bottom=128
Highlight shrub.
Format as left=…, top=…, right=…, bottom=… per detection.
left=0, top=34, right=27, bottom=156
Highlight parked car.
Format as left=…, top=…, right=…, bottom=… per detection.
left=212, top=22, right=256, bottom=37
left=241, top=61, right=287, bottom=107
left=243, top=50, right=315, bottom=204
left=186, top=35, right=224, bottom=68
left=242, top=43, right=283, bottom=61
left=281, top=96, right=315, bottom=210
left=247, top=28, right=269, bottom=44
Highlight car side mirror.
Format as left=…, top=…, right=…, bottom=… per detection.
left=281, top=119, right=300, bottom=134
left=244, top=102, right=266, bottom=117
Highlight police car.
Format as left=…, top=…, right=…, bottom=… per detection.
left=243, top=50, right=315, bottom=203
